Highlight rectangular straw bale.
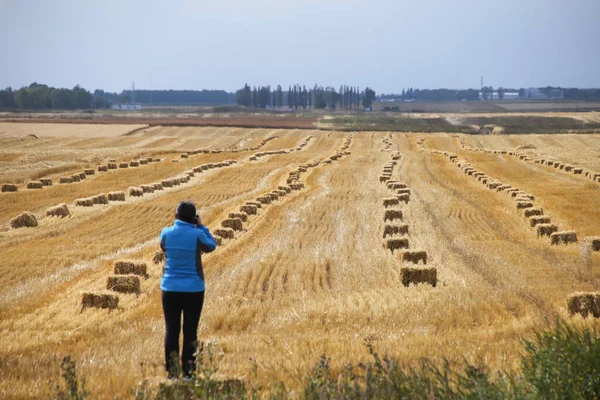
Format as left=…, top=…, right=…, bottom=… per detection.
left=385, top=238, right=409, bottom=252
left=567, top=292, right=600, bottom=318
left=152, top=183, right=164, bottom=191
left=383, top=197, right=400, bottom=208
left=40, top=178, right=53, bottom=186
left=384, top=209, right=403, bottom=222
left=383, top=224, right=409, bottom=238
left=27, top=181, right=43, bottom=189
left=114, top=260, right=148, bottom=278
left=75, top=198, right=94, bottom=207
left=106, top=275, right=141, bottom=294
left=128, top=187, right=144, bottom=197
left=214, top=228, right=235, bottom=239
left=161, top=179, right=173, bottom=188
left=529, top=216, right=551, bottom=227
left=140, top=185, right=155, bottom=193
left=84, top=169, right=95, bottom=175
left=584, top=237, right=600, bottom=252
left=1, top=183, right=18, bottom=192
left=240, top=204, right=258, bottom=215
left=107, top=191, right=126, bottom=201
left=119, top=162, right=129, bottom=168
left=45, top=203, right=70, bottom=218
left=107, top=163, right=118, bottom=169
left=81, top=293, right=119, bottom=311
left=401, top=267, right=437, bottom=287
left=550, top=230, right=578, bottom=245
left=537, top=223, right=558, bottom=237
left=59, top=177, right=73, bottom=184
left=222, top=218, right=243, bottom=231
left=98, top=165, right=109, bottom=172
left=92, top=194, right=109, bottom=205
left=397, top=250, right=427, bottom=265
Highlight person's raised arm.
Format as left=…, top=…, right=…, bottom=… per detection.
left=196, top=224, right=217, bottom=252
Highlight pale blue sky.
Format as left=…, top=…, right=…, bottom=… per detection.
left=1, top=0, right=599, bottom=93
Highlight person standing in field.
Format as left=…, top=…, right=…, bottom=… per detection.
left=159, top=201, right=217, bottom=378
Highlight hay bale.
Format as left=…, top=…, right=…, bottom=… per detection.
left=129, top=161, right=140, bottom=167
left=241, top=204, right=258, bottom=215
left=398, top=250, right=427, bottom=265
left=84, top=169, right=95, bottom=176
left=384, top=209, right=403, bottom=222
left=140, top=185, right=155, bottom=194
left=161, top=179, right=173, bottom=188
left=278, top=186, right=292, bottom=193
left=396, top=189, right=411, bottom=196
left=152, top=183, right=164, bottom=191
left=267, top=192, right=279, bottom=201
left=71, top=175, right=81, bottom=182
left=128, top=187, right=144, bottom=197
left=27, top=181, right=43, bottom=189
left=40, top=178, right=53, bottom=186
left=92, top=194, right=109, bottom=205
left=567, top=292, right=600, bottom=318
left=383, top=197, right=400, bottom=208
left=181, top=154, right=189, bottom=159
left=516, top=201, right=533, bottom=209
left=523, top=208, right=544, bottom=218
left=379, top=175, right=390, bottom=183
left=119, top=163, right=129, bottom=168
left=10, top=212, right=38, bottom=229
left=152, top=251, right=165, bottom=264
left=74, top=198, right=94, bottom=207
left=59, top=177, right=73, bottom=184
left=401, top=267, right=437, bottom=287
left=397, top=194, right=410, bottom=204
left=214, top=228, right=235, bottom=239
left=573, top=168, right=583, bottom=175
left=290, top=183, right=305, bottom=190
left=45, top=203, right=70, bottom=218
left=537, top=223, right=558, bottom=237
left=78, top=172, right=86, bottom=180
left=106, top=275, right=141, bottom=294
left=139, top=159, right=148, bottom=165
left=246, top=201, right=262, bottom=209
left=107, top=163, right=117, bottom=170
left=529, top=216, right=551, bottom=227
left=1, top=183, right=18, bottom=192
left=487, top=182, right=501, bottom=190
left=147, top=157, right=154, bottom=163
left=383, top=224, right=409, bottom=238
left=385, top=238, right=409, bottom=253
left=583, top=237, right=600, bottom=252
left=108, top=191, right=126, bottom=201
left=550, top=230, right=578, bottom=245
left=114, top=260, right=148, bottom=279
left=228, top=212, right=248, bottom=222
left=222, top=218, right=243, bottom=231
left=81, top=293, right=119, bottom=311
left=257, top=196, right=271, bottom=205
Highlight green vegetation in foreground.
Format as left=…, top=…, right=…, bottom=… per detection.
left=50, top=320, right=600, bottom=399
left=323, top=114, right=475, bottom=133
left=459, top=116, right=600, bottom=134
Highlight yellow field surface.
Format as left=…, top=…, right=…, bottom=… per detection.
left=1, top=125, right=599, bottom=398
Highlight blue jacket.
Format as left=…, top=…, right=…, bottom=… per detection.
left=159, top=220, right=217, bottom=292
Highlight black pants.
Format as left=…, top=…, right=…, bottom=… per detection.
left=162, top=290, right=205, bottom=377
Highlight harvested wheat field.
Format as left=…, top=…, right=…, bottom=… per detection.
left=1, top=123, right=600, bottom=398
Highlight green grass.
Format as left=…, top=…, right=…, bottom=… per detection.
left=323, top=114, right=475, bottom=133
left=459, top=116, right=600, bottom=134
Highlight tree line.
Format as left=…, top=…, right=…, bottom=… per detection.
left=379, top=87, right=600, bottom=102
left=0, top=83, right=100, bottom=110
left=235, top=84, right=376, bottom=110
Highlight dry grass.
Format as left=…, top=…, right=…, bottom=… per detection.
left=1, top=123, right=600, bottom=398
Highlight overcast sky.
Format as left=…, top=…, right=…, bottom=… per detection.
left=1, top=0, right=599, bottom=94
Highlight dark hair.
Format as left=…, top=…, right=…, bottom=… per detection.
left=176, top=201, right=196, bottom=223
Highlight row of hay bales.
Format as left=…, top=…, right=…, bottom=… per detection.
left=461, top=144, right=600, bottom=185
left=1, top=156, right=163, bottom=193
left=9, top=160, right=237, bottom=229
left=81, top=259, right=151, bottom=311
left=381, top=133, right=393, bottom=152
left=435, top=150, right=587, bottom=248
left=379, top=152, right=436, bottom=288
left=249, top=135, right=314, bottom=161
left=217, top=135, right=280, bottom=156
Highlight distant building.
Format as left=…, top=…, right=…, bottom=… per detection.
left=111, top=103, right=142, bottom=110
left=524, top=88, right=547, bottom=100
left=548, top=89, right=564, bottom=99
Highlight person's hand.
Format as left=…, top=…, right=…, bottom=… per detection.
left=192, top=215, right=201, bottom=226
